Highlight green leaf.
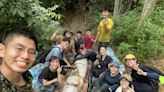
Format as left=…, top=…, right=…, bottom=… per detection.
left=0, top=2, right=3, bottom=7
left=17, top=9, right=25, bottom=17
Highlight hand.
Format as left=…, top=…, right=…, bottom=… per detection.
left=67, top=63, right=72, bottom=68
left=108, top=88, right=112, bottom=92
left=136, top=68, right=147, bottom=76
left=57, top=66, right=62, bottom=73
left=75, top=37, right=78, bottom=41
left=102, top=19, right=107, bottom=25
left=93, top=39, right=96, bottom=43
left=94, top=59, right=99, bottom=65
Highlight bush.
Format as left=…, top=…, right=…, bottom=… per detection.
left=111, top=7, right=164, bottom=61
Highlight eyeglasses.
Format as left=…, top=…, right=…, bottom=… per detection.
left=15, top=44, right=37, bottom=57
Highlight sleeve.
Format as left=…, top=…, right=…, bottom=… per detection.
left=107, top=19, right=113, bottom=30
left=97, top=22, right=101, bottom=31
left=38, top=68, right=48, bottom=83
left=147, top=72, right=160, bottom=79
left=109, top=84, right=119, bottom=92
left=107, top=56, right=113, bottom=64
left=99, top=70, right=107, bottom=81
left=78, top=38, right=84, bottom=44
left=45, top=48, right=60, bottom=61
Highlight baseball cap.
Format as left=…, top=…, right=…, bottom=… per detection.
left=108, top=61, right=120, bottom=68
left=124, top=54, right=136, bottom=61
left=120, top=74, right=132, bottom=82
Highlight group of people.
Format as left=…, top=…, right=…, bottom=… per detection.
left=0, top=9, right=164, bottom=92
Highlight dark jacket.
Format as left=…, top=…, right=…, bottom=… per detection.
left=132, top=64, right=160, bottom=92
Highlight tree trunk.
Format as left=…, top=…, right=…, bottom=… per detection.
left=113, top=0, right=122, bottom=17
left=137, top=0, right=157, bottom=29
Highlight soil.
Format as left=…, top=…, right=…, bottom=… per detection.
left=62, top=10, right=90, bottom=34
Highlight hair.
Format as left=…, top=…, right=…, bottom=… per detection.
left=103, top=7, right=109, bottom=11
left=50, top=56, right=60, bottom=62
left=86, top=29, right=91, bottom=32
left=77, top=31, right=82, bottom=34
left=2, top=27, right=38, bottom=48
left=63, top=29, right=73, bottom=36
left=100, top=46, right=106, bottom=50
left=120, top=77, right=133, bottom=88
left=62, top=37, right=70, bottom=43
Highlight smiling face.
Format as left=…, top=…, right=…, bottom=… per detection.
left=65, top=32, right=72, bottom=38
left=61, top=41, right=70, bottom=50
left=49, top=59, right=60, bottom=72
left=86, top=31, right=91, bottom=36
left=109, top=65, right=119, bottom=75
left=0, top=36, right=36, bottom=73
left=102, top=10, right=109, bottom=19
left=100, top=47, right=106, bottom=56
left=125, top=59, right=137, bottom=68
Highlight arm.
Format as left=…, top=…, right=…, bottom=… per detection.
left=94, top=31, right=99, bottom=42
left=50, top=32, right=57, bottom=41
left=71, top=40, right=76, bottom=54
left=42, top=78, right=58, bottom=86
left=57, top=66, right=62, bottom=83
left=42, top=66, right=62, bottom=86
left=79, top=38, right=85, bottom=48
left=50, top=32, right=62, bottom=42
left=108, top=84, right=119, bottom=92
left=94, top=59, right=99, bottom=65
left=45, top=48, right=60, bottom=61
left=62, top=55, right=71, bottom=67
left=103, top=18, right=113, bottom=32
left=137, top=68, right=159, bottom=79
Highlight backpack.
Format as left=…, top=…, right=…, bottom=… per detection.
left=36, top=48, right=53, bottom=63
left=36, top=46, right=61, bottom=63
left=140, top=64, right=164, bottom=92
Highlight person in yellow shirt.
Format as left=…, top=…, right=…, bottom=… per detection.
left=95, top=9, right=113, bottom=50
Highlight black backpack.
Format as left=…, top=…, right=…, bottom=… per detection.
left=36, top=48, right=53, bottom=63
left=140, top=64, right=164, bottom=92
left=36, top=46, right=61, bottom=63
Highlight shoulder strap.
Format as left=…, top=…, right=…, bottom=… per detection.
left=140, top=64, right=164, bottom=76
left=53, top=45, right=61, bottom=51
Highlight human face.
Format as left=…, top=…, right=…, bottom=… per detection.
left=77, top=33, right=82, bottom=39
left=79, top=49, right=86, bottom=55
left=49, top=60, right=60, bottom=71
left=125, top=59, right=136, bottom=68
left=86, top=31, right=91, bottom=36
left=120, top=78, right=130, bottom=89
left=102, top=11, right=109, bottom=19
left=100, top=47, right=106, bottom=56
left=61, top=41, right=69, bottom=50
left=65, top=32, right=72, bottom=38
left=0, top=36, right=36, bottom=73
left=109, top=65, right=119, bottom=75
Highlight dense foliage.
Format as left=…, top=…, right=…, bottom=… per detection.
left=82, top=0, right=164, bottom=61
left=0, top=0, right=62, bottom=49
left=0, top=0, right=163, bottom=61
left=111, top=0, right=164, bottom=61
